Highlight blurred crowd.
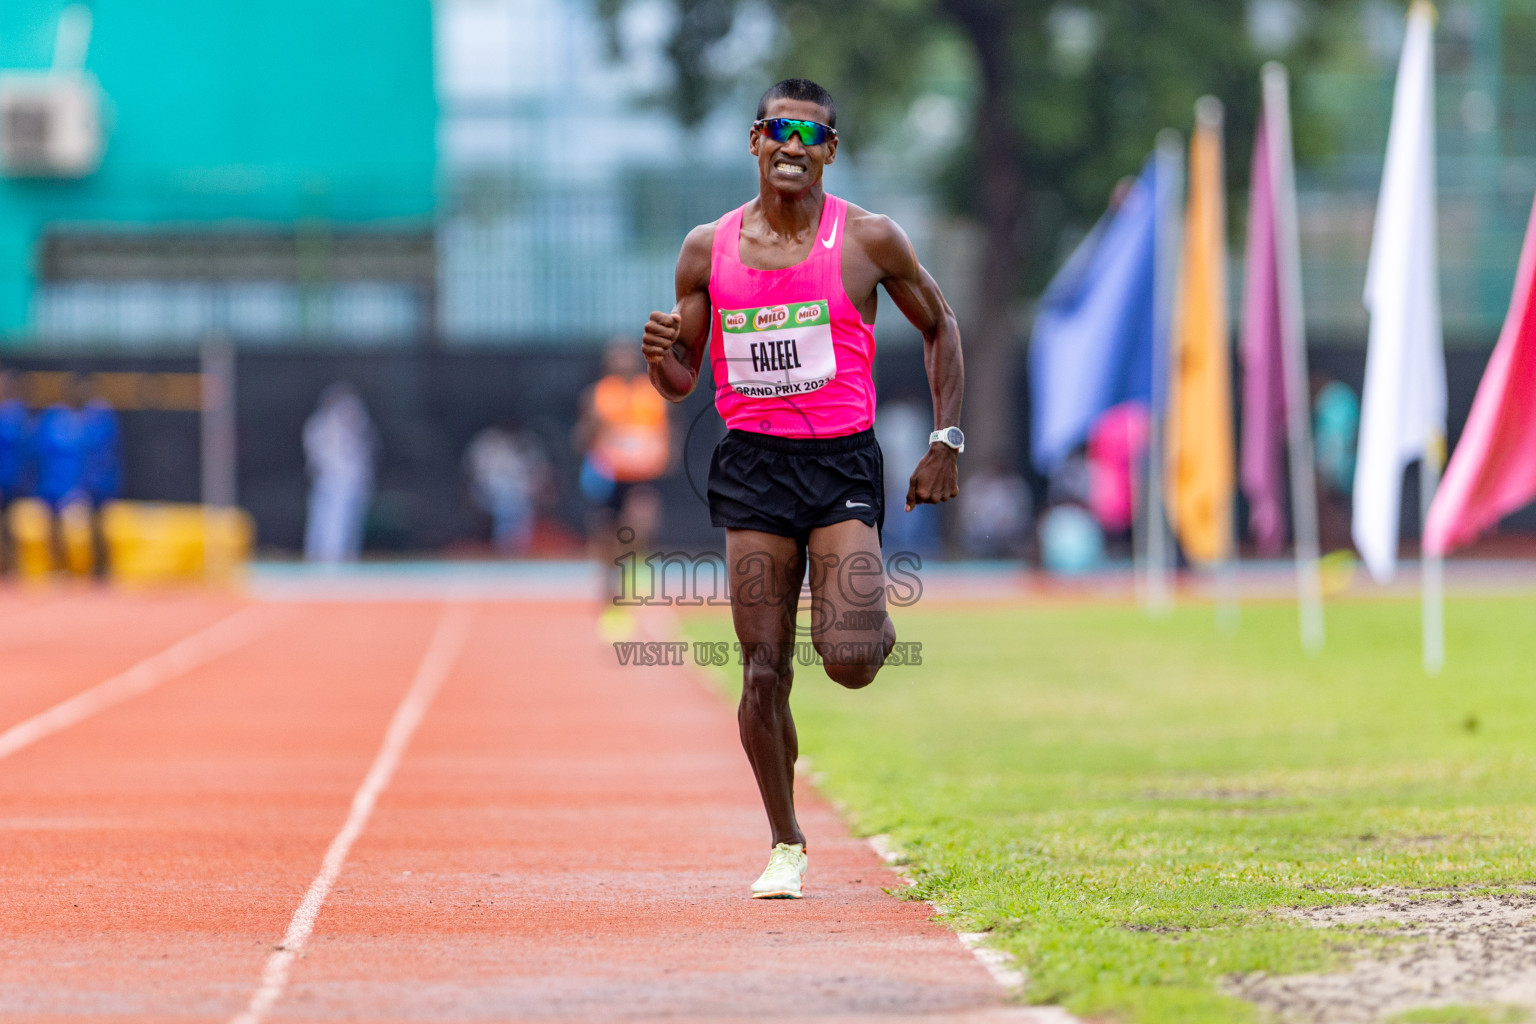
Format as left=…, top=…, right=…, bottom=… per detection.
left=0, top=369, right=122, bottom=577
left=298, top=355, right=1361, bottom=570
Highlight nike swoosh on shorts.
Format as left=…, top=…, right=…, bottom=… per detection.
left=845, top=499, right=870, bottom=508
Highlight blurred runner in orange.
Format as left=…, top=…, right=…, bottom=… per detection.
left=577, top=340, right=671, bottom=562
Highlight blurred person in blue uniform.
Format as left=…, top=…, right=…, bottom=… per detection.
left=78, top=381, right=122, bottom=509
left=32, top=383, right=91, bottom=575
left=0, top=370, right=32, bottom=574
left=77, top=379, right=122, bottom=574
left=303, top=382, right=376, bottom=564
left=33, top=395, right=87, bottom=514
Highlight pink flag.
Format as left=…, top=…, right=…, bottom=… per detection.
left=1240, top=117, right=1288, bottom=556
left=1425, top=192, right=1536, bottom=554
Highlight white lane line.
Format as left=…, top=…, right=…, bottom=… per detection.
left=229, top=603, right=475, bottom=1024
left=0, top=605, right=278, bottom=763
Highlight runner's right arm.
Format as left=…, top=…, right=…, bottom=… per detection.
left=643, top=223, right=715, bottom=402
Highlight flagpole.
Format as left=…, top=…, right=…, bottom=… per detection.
left=1421, top=435, right=1445, bottom=674
left=1195, top=96, right=1241, bottom=635
left=1263, top=63, right=1326, bottom=654
left=1145, top=129, right=1183, bottom=616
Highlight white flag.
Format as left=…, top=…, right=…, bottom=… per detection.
left=1354, top=0, right=1447, bottom=583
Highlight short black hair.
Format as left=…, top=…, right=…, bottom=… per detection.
left=756, top=78, right=836, bottom=128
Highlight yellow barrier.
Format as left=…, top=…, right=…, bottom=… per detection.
left=5, top=499, right=252, bottom=585
left=7, top=498, right=55, bottom=581
left=100, top=501, right=254, bottom=585
left=59, top=501, right=95, bottom=576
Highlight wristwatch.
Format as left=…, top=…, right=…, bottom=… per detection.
left=929, top=426, right=965, bottom=453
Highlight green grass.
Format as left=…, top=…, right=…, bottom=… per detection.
left=683, top=595, right=1536, bottom=1024
left=1392, top=1007, right=1531, bottom=1024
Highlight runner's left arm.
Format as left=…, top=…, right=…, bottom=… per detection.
left=643, top=223, right=715, bottom=402
left=862, top=217, right=964, bottom=511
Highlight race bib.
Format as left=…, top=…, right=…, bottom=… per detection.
left=718, top=300, right=835, bottom=398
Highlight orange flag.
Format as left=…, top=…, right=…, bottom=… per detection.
left=1165, top=97, right=1236, bottom=565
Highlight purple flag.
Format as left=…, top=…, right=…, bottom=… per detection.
left=1240, top=117, right=1288, bottom=556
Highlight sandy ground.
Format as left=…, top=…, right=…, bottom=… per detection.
left=1230, top=888, right=1536, bottom=1022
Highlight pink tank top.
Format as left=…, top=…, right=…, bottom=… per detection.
left=708, top=194, right=876, bottom=438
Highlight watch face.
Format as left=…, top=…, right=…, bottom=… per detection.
left=945, top=427, right=964, bottom=447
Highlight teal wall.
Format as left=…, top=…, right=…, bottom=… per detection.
left=0, top=0, right=437, bottom=339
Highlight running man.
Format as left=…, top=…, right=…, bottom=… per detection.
left=641, top=78, right=964, bottom=899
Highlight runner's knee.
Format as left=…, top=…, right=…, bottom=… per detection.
left=824, top=659, right=879, bottom=689
left=740, top=655, right=791, bottom=708
left=820, top=640, right=885, bottom=689
left=819, top=616, right=894, bottom=690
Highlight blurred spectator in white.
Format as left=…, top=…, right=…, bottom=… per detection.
left=463, top=422, right=551, bottom=556
left=876, top=400, right=942, bottom=558
left=960, top=460, right=1032, bottom=559
left=303, top=383, right=376, bottom=564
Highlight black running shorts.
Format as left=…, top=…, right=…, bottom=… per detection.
left=707, top=427, right=884, bottom=542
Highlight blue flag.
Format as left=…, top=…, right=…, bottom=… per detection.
left=1030, top=157, right=1158, bottom=472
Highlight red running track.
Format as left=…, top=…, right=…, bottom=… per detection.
left=0, top=591, right=1061, bottom=1023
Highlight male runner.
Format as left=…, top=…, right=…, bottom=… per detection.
left=641, top=79, right=965, bottom=899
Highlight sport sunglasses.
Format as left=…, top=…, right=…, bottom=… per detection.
left=753, top=117, right=837, bottom=147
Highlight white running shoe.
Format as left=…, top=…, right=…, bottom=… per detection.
left=751, top=842, right=807, bottom=899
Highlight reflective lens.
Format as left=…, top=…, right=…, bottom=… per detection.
left=755, top=118, right=835, bottom=147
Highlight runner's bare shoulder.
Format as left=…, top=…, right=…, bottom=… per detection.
left=676, top=221, right=719, bottom=291
left=843, top=204, right=917, bottom=275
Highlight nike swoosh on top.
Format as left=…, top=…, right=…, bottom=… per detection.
left=821, top=219, right=838, bottom=249
left=845, top=499, right=870, bottom=508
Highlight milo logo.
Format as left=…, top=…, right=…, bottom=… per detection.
left=795, top=303, right=823, bottom=324
left=723, top=311, right=747, bottom=330
left=753, top=305, right=789, bottom=331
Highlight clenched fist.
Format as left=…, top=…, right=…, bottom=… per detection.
left=642, top=311, right=682, bottom=365
left=905, top=446, right=960, bottom=512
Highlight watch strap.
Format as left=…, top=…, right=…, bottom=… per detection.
left=929, top=428, right=965, bottom=453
